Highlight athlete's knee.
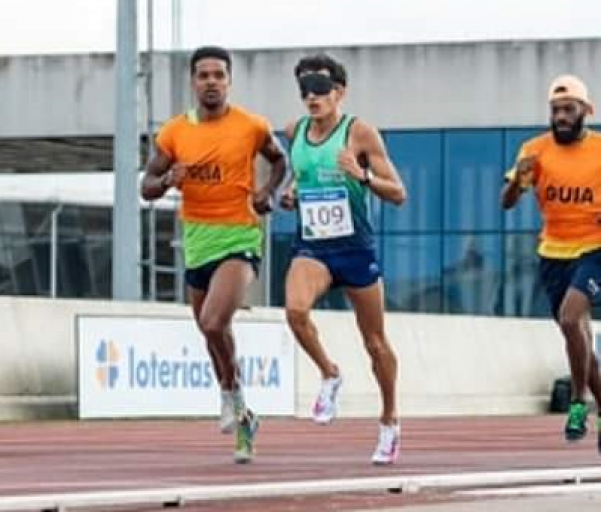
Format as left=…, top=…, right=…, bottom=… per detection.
left=558, top=310, right=583, bottom=338
left=285, top=304, right=311, bottom=331
left=198, top=312, right=229, bottom=340
left=364, top=334, right=396, bottom=363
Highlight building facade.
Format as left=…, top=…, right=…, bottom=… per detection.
left=1, top=40, right=600, bottom=316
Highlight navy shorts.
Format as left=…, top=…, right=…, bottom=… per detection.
left=291, top=246, right=381, bottom=288
left=539, top=249, right=601, bottom=319
left=185, top=251, right=260, bottom=291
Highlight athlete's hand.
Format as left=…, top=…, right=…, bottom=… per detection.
left=252, top=187, right=274, bottom=215
left=337, top=147, right=362, bottom=181
left=514, top=156, right=537, bottom=188
left=280, top=186, right=297, bottom=211
left=163, top=162, right=187, bottom=189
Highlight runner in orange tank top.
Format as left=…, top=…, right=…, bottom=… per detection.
left=501, top=75, right=601, bottom=451
left=141, top=47, right=286, bottom=464
left=156, top=103, right=271, bottom=226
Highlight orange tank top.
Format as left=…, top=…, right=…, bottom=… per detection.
left=156, top=105, right=270, bottom=226
left=518, top=131, right=601, bottom=244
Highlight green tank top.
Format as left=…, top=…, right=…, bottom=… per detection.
left=290, top=114, right=373, bottom=251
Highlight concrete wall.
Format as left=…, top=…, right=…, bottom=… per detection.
left=0, top=296, right=576, bottom=420
left=1, top=39, right=600, bottom=137
left=305, top=310, right=569, bottom=418
left=0, top=296, right=189, bottom=419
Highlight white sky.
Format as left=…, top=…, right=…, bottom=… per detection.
left=0, top=0, right=599, bottom=55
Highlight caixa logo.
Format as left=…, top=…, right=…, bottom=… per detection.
left=94, top=342, right=283, bottom=390
left=95, top=340, right=120, bottom=389
left=124, top=348, right=281, bottom=389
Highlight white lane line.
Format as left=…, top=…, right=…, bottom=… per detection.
left=458, top=482, right=601, bottom=497
left=0, top=466, right=599, bottom=511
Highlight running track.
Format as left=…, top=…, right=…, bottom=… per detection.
left=0, top=416, right=599, bottom=511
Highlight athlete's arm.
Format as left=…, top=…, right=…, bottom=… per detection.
left=259, top=132, right=287, bottom=196
left=279, top=121, right=298, bottom=210
left=500, top=155, right=536, bottom=209
left=500, top=176, right=524, bottom=210
left=340, top=120, right=406, bottom=205
left=253, top=132, right=287, bottom=214
left=141, top=148, right=182, bottom=201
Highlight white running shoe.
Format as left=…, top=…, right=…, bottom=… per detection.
left=312, top=375, right=343, bottom=424
left=219, top=390, right=237, bottom=434
left=371, top=423, right=400, bottom=465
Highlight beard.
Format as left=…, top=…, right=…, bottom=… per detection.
left=200, top=90, right=225, bottom=111
left=551, top=115, right=585, bottom=145
left=201, top=98, right=222, bottom=111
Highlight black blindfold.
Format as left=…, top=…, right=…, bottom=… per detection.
left=299, top=73, right=335, bottom=99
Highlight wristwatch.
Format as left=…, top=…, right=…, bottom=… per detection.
left=360, top=169, right=374, bottom=186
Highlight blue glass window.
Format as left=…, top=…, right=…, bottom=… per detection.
left=380, top=131, right=442, bottom=232
left=502, top=233, right=549, bottom=317
left=380, top=234, right=442, bottom=312
left=442, top=234, right=502, bottom=315
left=444, top=130, right=503, bottom=231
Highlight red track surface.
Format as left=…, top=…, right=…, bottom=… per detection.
left=0, top=416, right=599, bottom=511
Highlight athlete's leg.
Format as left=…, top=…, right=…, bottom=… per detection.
left=345, top=279, right=400, bottom=464
left=285, top=257, right=337, bottom=378
left=582, top=313, right=601, bottom=407
left=558, top=287, right=592, bottom=440
left=345, top=279, right=398, bottom=425
left=197, top=259, right=259, bottom=462
left=198, top=259, right=256, bottom=390
left=190, top=284, right=237, bottom=432
left=559, top=288, right=593, bottom=402
left=574, top=251, right=601, bottom=452
left=188, top=287, right=226, bottom=385
left=590, top=316, right=601, bottom=452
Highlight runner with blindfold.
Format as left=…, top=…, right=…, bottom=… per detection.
left=280, top=54, right=407, bottom=465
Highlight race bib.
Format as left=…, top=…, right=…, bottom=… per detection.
left=299, top=188, right=354, bottom=240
